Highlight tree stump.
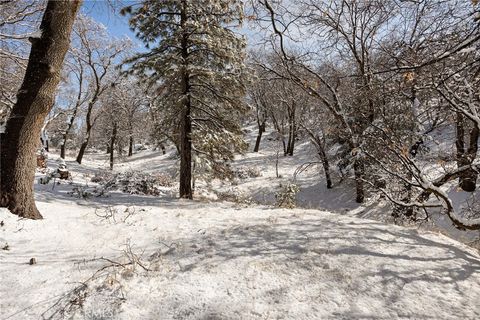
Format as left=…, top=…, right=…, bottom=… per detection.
left=58, top=168, right=70, bottom=180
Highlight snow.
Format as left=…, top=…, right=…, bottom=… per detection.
left=1, top=199, right=480, bottom=319
left=1, top=126, right=479, bottom=319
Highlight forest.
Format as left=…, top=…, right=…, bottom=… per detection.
left=0, top=0, right=479, bottom=319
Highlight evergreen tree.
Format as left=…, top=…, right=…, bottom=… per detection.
left=123, top=0, right=248, bottom=199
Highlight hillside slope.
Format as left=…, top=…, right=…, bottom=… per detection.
left=1, top=197, right=479, bottom=319
left=1, top=131, right=479, bottom=319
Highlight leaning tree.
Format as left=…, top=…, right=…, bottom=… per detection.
left=0, top=0, right=81, bottom=219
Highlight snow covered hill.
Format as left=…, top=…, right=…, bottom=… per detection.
left=1, top=136, right=479, bottom=319
left=1, top=185, right=480, bottom=319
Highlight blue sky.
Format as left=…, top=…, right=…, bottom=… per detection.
left=79, top=0, right=263, bottom=51
left=81, top=0, right=145, bottom=50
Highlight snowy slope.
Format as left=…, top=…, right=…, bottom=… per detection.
left=1, top=192, right=480, bottom=319
left=1, top=131, right=479, bottom=319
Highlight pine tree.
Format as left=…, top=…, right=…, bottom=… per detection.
left=123, top=0, right=248, bottom=199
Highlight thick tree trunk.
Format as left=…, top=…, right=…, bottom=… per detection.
left=180, top=108, right=193, bottom=198
left=110, top=123, right=117, bottom=170
left=0, top=0, right=81, bottom=219
left=253, top=121, right=265, bottom=152
left=179, top=0, right=193, bottom=199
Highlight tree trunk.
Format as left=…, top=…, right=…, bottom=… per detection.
left=76, top=84, right=100, bottom=163
left=286, top=106, right=296, bottom=156
left=61, top=117, right=74, bottom=159
left=76, top=134, right=90, bottom=164
left=322, top=157, right=332, bottom=189
left=287, top=123, right=296, bottom=156
left=76, top=101, right=96, bottom=164
left=60, top=135, right=67, bottom=159
left=179, top=91, right=193, bottom=199
left=316, top=140, right=332, bottom=189
left=253, top=121, right=265, bottom=152
left=305, top=128, right=332, bottom=189
left=128, top=135, right=133, bottom=156
left=61, top=100, right=81, bottom=159
left=179, top=0, right=193, bottom=199
left=456, top=112, right=479, bottom=192
left=354, top=159, right=365, bottom=203
left=110, top=123, right=117, bottom=170
left=0, top=0, right=81, bottom=219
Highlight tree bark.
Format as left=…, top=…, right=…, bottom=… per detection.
left=287, top=123, right=296, bottom=156
left=180, top=107, right=193, bottom=198
left=76, top=98, right=96, bottom=164
left=316, top=139, right=332, bottom=189
left=253, top=121, right=265, bottom=152
left=286, top=104, right=296, bottom=156
left=128, top=135, right=133, bottom=156
left=322, top=155, right=332, bottom=189
left=0, top=0, right=81, bottom=219
left=179, top=0, right=193, bottom=199
left=76, top=134, right=90, bottom=164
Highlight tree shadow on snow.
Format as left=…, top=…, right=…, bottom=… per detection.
left=149, top=215, right=480, bottom=318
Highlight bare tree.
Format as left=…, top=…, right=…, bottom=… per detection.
left=59, top=54, right=89, bottom=159
left=93, top=76, right=149, bottom=169
left=72, top=14, right=128, bottom=164
left=248, top=66, right=269, bottom=152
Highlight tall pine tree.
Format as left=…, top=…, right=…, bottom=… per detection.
left=123, top=0, right=248, bottom=199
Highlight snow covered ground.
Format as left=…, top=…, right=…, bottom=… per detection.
left=2, top=199, right=480, bottom=319
left=1, top=130, right=480, bottom=319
